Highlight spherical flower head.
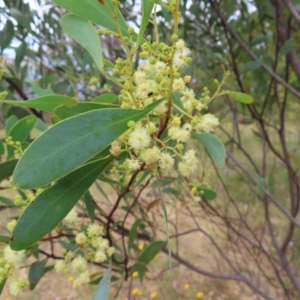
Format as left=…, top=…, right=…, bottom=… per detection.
left=7, top=219, right=17, bottom=232
left=72, top=272, right=90, bottom=288
left=159, top=152, right=175, bottom=171
left=168, top=126, right=190, bottom=143
left=180, top=88, right=195, bottom=102
left=154, top=61, right=166, bottom=72
left=173, top=47, right=191, bottom=68
left=150, top=292, right=158, bottom=298
left=184, top=283, right=190, bottom=290
left=171, top=116, right=181, bottom=127
left=172, top=78, right=185, bottom=92
left=178, top=162, right=196, bottom=177
left=194, top=196, right=201, bottom=203
left=87, top=223, right=105, bottom=237
left=140, top=146, right=160, bottom=165
left=98, top=238, right=109, bottom=250
left=65, top=209, right=77, bottom=224
left=110, top=143, right=122, bottom=156
left=9, top=278, right=25, bottom=296
left=95, top=250, right=107, bottom=263
left=168, top=126, right=182, bottom=141
left=75, top=232, right=88, bottom=245
left=136, top=80, right=157, bottom=100
left=128, top=128, right=151, bottom=150
left=196, top=291, right=204, bottom=298
left=54, top=260, right=68, bottom=273
left=89, top=236, right=100, bottom=248
left=71, top=256, right=87, bottom=273
left=196, top=101, right=205, bottom=111
left=132, top=271, right=138, bottom=278
left=4, top=246, right=24, bottom=265
left=153, top=101, right=167, bottom=115
left=134, top=70, right=147, bottom=85
left=132, top=288, right=142, bottom=296
left=175, top=39, right=185, bottom=50
left=196, top=113, right=219, bottom=133
left=107, top=247, right=115, bottom=257
left=183, top=149, right=197, bottom=163
left=126, top=159, right=140, bottom=171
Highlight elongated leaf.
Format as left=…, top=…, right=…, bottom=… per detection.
left=54, top=0, right=129, bottom=37
left=5, top=115, right=18, bottom=134
left=0, top=235, right=10, bottom=244
left=93, top=93, right=118, bottom=104
left=0, top=278, right=7, bottom=295
left=54, top=103, right=116, bottom=120
left=0, top=141, right=4, bottom=155
left=13, top=100, right=163, bottom=189
left=8, top=115, right=36, bottom=142
left=83, top=191, right=95, bottom=222
left=227, top=91, right=253, bottom=104
left=128, top=219, right=142, bottom=250
left=138, top=241, right=165, bottom=265
left=194, top=133, right=226, bottom=168
left=0, top=20, right=14, bottom=50
left=0, top=159, right=18, bottom=183
left=11, top=156, right=113, bottom=250
left=137, top=1, right=154, bottom=47
left=60, top=14, right=103, bottom=71
left=28, top=259, right=47, bottom=290
left=92, top=266, right=111, bottom=300
left=130, top=261, right=148, bottom=281
left=0, top=95, right=77, bottom=112
left=0, top=197, right=13, bottom=206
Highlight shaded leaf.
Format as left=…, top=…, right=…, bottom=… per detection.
left=11, top=155, right=113, bottom=250
left=92, top=265, right=111, bottom=300
left=130, top=261, right=148, bottom=281
left=0, top=141, right=4, bottom=155
left=197, top=187, right=217, bottom=201
left=60, top=14, right=103, bottom=71
left=138, top=241, right=165, bottom=265
left=194, top=133, right=226, bottom=168
left=279, top=39, right=293, bottom=58
left=0, top=20, right=14, bottom=51
left=28, top=259, right=47, bottom=290
left=0, top=159, right=18, bottom=183
left=128, top=219, right=142, bottom=250
left=0, top=95, right=77, bottom=113
left=54, top=0, right=129, bottom=37
left=13, top=100, right=163, bottom=189
left=0, top=278, right=7, bottom=295
left=5, top=115, right=18, bottom=134
left=0, top=235, right=10, bottom=244
left=8, top=115, right=37, bottom=142
left=54, top=102, right=116, bottom=120
left=137, top=1, right=154, bottom=47
left=93, top=93, right=118, bottom=104
left=83, top=191, right=95, bottom=222
left=227, top=91, right=254, bottom=104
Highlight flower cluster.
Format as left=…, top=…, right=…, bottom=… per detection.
left=0, top=246, right=26, bottom=296
left=108, top=37, right=221, bottom=191
left=54, top=220, right=115, bottom=288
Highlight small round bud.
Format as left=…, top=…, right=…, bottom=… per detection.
left=171, top=34, right=178, bottom=42
left=128, top=27, right=135, bottom=35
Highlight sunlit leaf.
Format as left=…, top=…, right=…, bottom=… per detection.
left=13, top=100, right=163, bottom=189
left=60, top=14, right=103, bottom=71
